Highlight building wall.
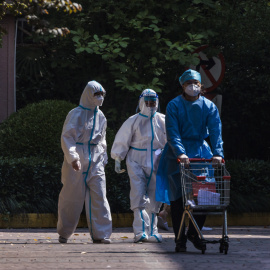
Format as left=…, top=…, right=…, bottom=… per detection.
left=0, top=15, right=16, bottom=123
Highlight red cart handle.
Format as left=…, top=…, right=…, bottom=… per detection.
left=177, top=158, right=225, bottom=164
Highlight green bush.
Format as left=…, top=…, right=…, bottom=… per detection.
left=0, top=100, right=76, bottom=164
left=0, top=157, right=61, bottom=214
left=226, top=159, right=270, bottom=213
left=0, top=100, right=131, bottom=214
left=0, top=130, right=130, bottom=214
left=1, top=100, right=269, bottom=214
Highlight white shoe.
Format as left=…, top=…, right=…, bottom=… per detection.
left=101, top=239, right=111, bottom=244
left=93, top=238, right=111, bottom=244
left=134, top=233, right=148, bottom=243
left=146, top=234, right=162, bottom=243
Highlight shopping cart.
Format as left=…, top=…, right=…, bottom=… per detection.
left=175, top=158, right=231, bottom=254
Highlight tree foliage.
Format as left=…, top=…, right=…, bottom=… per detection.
left=206, top=0, right=270, bottom=159
left=2, top=0, right=270, bottom=159
left=0, top=0, right=82, bottom=44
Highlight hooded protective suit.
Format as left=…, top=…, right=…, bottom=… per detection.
left=57, top=81, right=112, bottom=242
left=111, top=89, right=166, bottom=243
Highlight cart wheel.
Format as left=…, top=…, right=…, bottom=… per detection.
left=219, top=245, right=224, bottom=253
left=201, top=245, right=206, bottom=254
left=224, top=245, right=229, bottom=255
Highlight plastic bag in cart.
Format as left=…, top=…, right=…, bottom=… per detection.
left=198, top=189, right=220, bottom=205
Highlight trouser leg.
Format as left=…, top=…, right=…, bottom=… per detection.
left=170, top=197, right=186, bottom=242
left=85, top=172, right=112, bottom=241
left=188, top=213, right=206, bottom=236
left=57, top=181, right=85, bottom=239
left=146, top=210, right=162, bottom=242
left=133, top=208, right=149, bottom=242
left=170, top=197, right=206, bottom=240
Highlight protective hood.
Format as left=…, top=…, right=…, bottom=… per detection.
left=138, top=89, right=159, bottom=117
left=79, top=80, right=106, bottom=109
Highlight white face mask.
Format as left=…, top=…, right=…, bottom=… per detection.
left=93, top=95, right=104, bottom=106
left=185, top=84, right=201, bottom=97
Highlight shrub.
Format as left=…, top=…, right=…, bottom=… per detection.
left=1, top=100, right=268, bottom=214
left=105, top=128, right=131, bottom=213
left=0, top=129, right=131, bottom=214
left=0, top=100, right=131, bottom=214
left=0, top=157, right=61, bottom=214
left=226, top=159, right=270, bottom=213
left=0, top=100, right=76, bottom=164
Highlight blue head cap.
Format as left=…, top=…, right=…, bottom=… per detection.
left=179, top=69, right=201, bottom=86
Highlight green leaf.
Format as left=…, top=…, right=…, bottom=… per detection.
left=165, top=40, right=172, bottom=46
left=151, top=57, right=157, bottom=65
left=72, top=36, right=81, bottom=44
left=113, top=48, right=121, bottom=53
left=152, top=78, right=159, bottom=84
left=187, top=15, right=195, bottom=22
left=119, top=41, right=128, bottom=48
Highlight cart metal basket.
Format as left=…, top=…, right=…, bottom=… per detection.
left=176, top=158, right=231, bottom=254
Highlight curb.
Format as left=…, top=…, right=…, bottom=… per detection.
left=0, top=212, right=270, bottom=228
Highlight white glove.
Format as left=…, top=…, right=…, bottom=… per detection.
left=115, top=158, right=126, bottom=174
left=177, top=154, right=189, bottom=164
left=72, top=160, right=81, bottom=171
left=212, top=156, right=222, bottom=167
left=212, top=156, right=222, bottom=164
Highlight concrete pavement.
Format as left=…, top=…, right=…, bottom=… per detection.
left=0, top=226, right=269, bottom=269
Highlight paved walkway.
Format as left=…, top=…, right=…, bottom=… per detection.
left=0, top=226, right=269, bottom=269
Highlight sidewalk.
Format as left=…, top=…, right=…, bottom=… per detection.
left=0, top=226, right=269, bottom=269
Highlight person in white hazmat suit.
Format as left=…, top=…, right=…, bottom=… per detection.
left=111, top=89, right=166, bottom=243
left=57, top=80, right=112, bottom=244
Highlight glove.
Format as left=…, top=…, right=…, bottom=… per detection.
left=212, top=156, right=222, bottom=167
left=177, top=154, right=189, bottom=165
left=72, top=160, right=81, bottom=171
left=115, top=158, right=126, bottom=174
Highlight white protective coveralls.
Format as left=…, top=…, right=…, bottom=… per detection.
left=57, top=81, right=112, bottom=242
left=111, top=89, right=166, bottom=243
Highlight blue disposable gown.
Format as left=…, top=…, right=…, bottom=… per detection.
left=156, top=95, right=224, bottom=204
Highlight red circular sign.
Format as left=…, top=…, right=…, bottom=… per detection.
left=189, top=45, right=225, bottom=93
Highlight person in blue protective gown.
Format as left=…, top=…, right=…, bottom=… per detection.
left=111, top=89, right=166, bottom=243
left=156, top=69, right=224, bottom=252
left=57, top=81, right=112, bottom=244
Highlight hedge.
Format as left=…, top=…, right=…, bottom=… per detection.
left=0, top=100, right=269, bottom=214
left=0, top=99, right=76, bottom=164
left=1, top=156, right=269, bottom=214
left=0, top=100, right=130, bottom=214
left=226, top=159, right=270, bottom=213
left=0, top=155, right=130, bottom=214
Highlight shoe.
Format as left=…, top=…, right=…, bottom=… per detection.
left=101, top=239, right=111, bottom=244
left=187, top=234, right=205, bottom=251
left=175, top=242, right=187, bottom=252
left=58, top=236, right=68, bottom=243
left=175, top=235, right=187, bottom=252
left=146, top=234, right=162, bottom=243
left=93, top=238, right=111, bottom=244
left=134, top=233, right=148, bottom=243
left=157, top=216, right=169, bottom=231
